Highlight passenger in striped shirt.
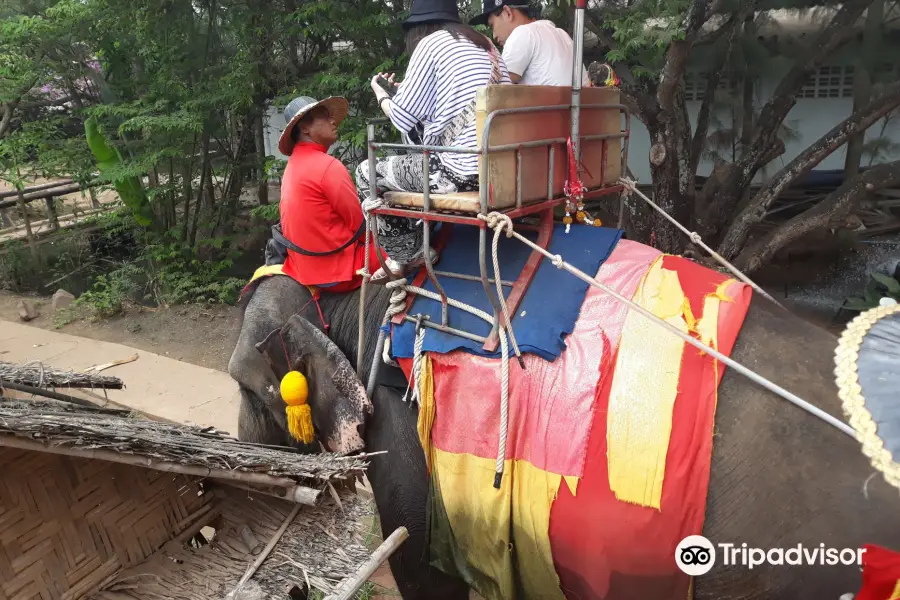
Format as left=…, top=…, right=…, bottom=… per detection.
left=357, top=0, right=511, bottom=283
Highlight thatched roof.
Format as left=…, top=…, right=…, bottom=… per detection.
left=0, top=400, right=369, bottom=494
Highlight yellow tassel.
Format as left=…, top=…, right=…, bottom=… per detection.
left=286, top=403, right=315, bottom=444
left=280, top=370, right=313, bottom=444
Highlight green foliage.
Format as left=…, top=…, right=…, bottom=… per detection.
left=250, top=202, right=280, bottom=222
left=75, top=262, right=142, bottom=318
left=842, top=272, right=900, bottom=312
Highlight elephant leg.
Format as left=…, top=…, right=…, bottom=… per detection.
left=365, top=385, right=469, bottom=600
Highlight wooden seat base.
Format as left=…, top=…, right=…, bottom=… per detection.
left=384, top=190, right=482, bottom=213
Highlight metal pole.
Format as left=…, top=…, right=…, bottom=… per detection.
left=359, top=124, right=377, bottom=376
left=421, top=151, right=449, bottom=326
left=570, top=0, right=586, bottom=168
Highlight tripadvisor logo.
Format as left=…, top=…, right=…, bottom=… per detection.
left=675, top=536, right=866, bottom=575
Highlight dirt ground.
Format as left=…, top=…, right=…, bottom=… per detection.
left=0, top=292, right=240, bottom=371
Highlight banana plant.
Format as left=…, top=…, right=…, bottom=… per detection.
left=84, top=117, right=153, bottom=227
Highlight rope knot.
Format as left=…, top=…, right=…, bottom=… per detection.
left=689, top=231, right=702, bottom=244
left=551, top=254, right=564, bottom=269
left=480, top=211, right=514, bottom=237
left=362, top=196, right=385, bottom=216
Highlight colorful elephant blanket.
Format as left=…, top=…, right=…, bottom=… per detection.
left=398, top=240, right=753, bottom=600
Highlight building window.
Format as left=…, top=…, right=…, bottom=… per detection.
left=683, top=72, right=738, bottom=102
left=800, top=65, right=854, bottom=99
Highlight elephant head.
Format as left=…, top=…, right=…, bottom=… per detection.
left=256, top=314, right=372, bottom=454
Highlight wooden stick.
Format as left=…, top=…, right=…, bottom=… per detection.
left=0, top=434, right=324, bottom=503
left=323, top=527, right=409, bottom=600
left=0, top=381, right=105, bottom=408
left=232, top=504, right=302, bottom=592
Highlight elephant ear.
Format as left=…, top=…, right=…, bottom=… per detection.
left=256, top=315, right=372, bottom=454
left=835, top=303, right=900, bottom=491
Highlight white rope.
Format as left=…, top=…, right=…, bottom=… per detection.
left=618, top=177, right=780, bottom=305
left=378, top=277, right=509, bottom=486
left=401, top=284, right=511, bottom=486
left=362, top=196, right=385, bottom=217
left=409, top=325, right=426, bottom=405
left=477, top=211, right=857, bottom=441
left=481, top=212, right=523, bottom=363
left=379, top=278, right=408, bottom=368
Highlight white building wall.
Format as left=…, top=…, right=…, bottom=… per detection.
left=624, top=54, right=900, bottom=185
left=263, top=105, right=289, bottom=161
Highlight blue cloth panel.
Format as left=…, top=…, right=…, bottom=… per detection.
left=390, top=223, right=623, bottom=362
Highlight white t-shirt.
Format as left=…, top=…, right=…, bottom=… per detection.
left=501, top=20, right=589, bottom=87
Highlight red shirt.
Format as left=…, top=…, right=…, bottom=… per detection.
left=280, top=142, right=377, bottom=290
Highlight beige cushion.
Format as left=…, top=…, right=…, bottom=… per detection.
left=383, top=191, right=482, bottom=213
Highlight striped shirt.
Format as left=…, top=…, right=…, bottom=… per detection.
left=388, top=30, right=511, bottom=176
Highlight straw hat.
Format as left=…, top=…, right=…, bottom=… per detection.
left=278, top=95, right=349, bottom=156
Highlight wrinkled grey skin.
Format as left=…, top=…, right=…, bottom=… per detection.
left=229, top=273, right=900, bottom=600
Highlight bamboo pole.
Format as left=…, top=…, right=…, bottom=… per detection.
left=323, top=527, right=409, bottom=600
left=0, top=434, right=324, bottom=504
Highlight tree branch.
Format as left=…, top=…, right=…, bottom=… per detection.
left=734, top=159, right=900, bottom=273
left=718, top=80, right=900, bottom=258
left=695, top=0, right=876, bottom=238
left=19, top=95, right=75, bottom=110
left=657, top=0, right=710, bottom=112
left=690, top=14, right=744, bottom=174
left=741, top=0, right=875, bottom=179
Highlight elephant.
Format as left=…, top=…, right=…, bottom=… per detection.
left=228, top=265, right=900, bottom=600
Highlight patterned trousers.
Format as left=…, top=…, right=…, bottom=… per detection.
left=356, top=153, right=477, bottom=263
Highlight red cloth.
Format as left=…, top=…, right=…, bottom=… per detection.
left=856, top=545, right=900, bottom=600
left=548, top=255, right=753, bottom=600
left=280, top=142, right=376, bottom=289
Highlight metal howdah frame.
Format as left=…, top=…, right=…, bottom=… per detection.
left=357, top=0, right=632, bottom=368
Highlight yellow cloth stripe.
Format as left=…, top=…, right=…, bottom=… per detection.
left=430, top=449, right=565, bottom=600
left=606, top=257, right=689, bottom=509
left=417, top=355, right=436, bottom=472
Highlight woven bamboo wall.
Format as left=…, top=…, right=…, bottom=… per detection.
left=0, top=447, right=210, bottom=600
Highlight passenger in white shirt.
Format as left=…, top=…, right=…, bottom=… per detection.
left=469, top=1, right=589, bottom=87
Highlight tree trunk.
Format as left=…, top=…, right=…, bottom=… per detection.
left=16, top=186, right=40, bottom=266
left=844, top=0, right=884, bottom=178
left=625, top=115, right=693, bottom=252
left=167, top=158, right=176, bottom=229
left=0, top=102, right=17, bottom=139
left=190, top=138, right=212, bottom=249
left=181, top=160, right=195, bottom=243
left=718, top=80, right=900, bottom=258
left=735, top=159, right=900, bottom=273
left=254, top=111, right=269, bottom=205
